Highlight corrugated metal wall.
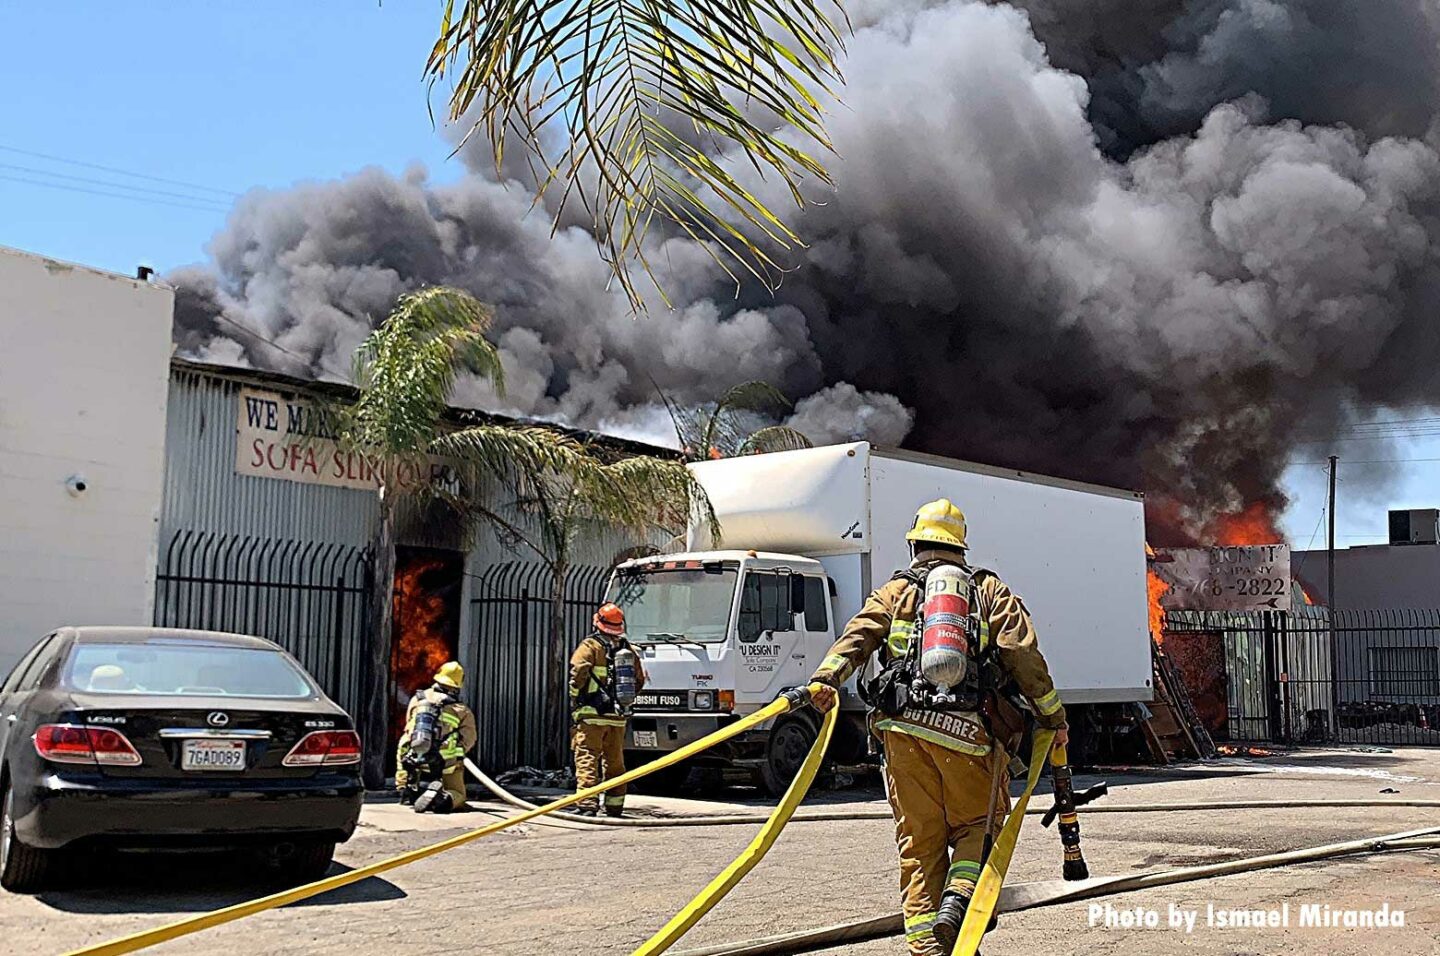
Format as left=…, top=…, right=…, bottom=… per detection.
left=160, top=363, right=677, bottom=770
left=162, top=369, right=378, bottom=548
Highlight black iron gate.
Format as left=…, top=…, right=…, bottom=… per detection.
left=1164, top=607, right=1440, bottom=747
left=1329, top=609, right=1440, bottom=745
left=153, top=530, right=373, bottom=719
left=466, top=562, right=610, bottom=772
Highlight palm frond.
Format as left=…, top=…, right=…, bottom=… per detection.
left=347, top=287, right=504, bottom=458
left=735, top=424, right=812, bottom=455
left=714, top=380, right=793, bottom=416
left=702, top=379, right=792, bottom=451
left=425, top=0, right=848, bottom=311
left=432, top=423, right=586, bottom=480
left=582, top=454, right=721, bottom=543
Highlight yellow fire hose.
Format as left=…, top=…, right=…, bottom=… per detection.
left=951, top=728, right=1055, bottom=956
left=672, top=825, right=1440, bottom=956
left=633, top=699, right=838, bottom=955
left=64, top=696, right=796, bottom=956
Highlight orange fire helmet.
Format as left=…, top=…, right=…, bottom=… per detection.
left=593, top=602, right=626, bottom=636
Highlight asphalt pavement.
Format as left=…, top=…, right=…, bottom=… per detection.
left=9, top=747, right=1440, bottom=956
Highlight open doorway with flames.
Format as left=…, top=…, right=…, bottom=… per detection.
left=389, top=547, right=465, bottom=759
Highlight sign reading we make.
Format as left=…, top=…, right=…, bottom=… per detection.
left=234, top=387, right=455, bottom=492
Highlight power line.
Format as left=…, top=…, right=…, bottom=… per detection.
left=1291, top=504, right=1327, bottom=577
left=207, top=312, right=352, bottom=382
left=1293, top=457, right=1440, bottom=465
left=0, top=162, right=232, bottom=209
left=0, top=143, right=241, bottom=197
left=1294, top=414, right=1440, bottom=443
left=0, top=173, right=231, bottom=215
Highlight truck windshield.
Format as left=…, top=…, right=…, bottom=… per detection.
left=608, top=567, right=738, bottom=643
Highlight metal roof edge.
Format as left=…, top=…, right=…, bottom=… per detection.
left=168, top=356, right=677, bottom=458
left=871, top=445, right=1144, bottom=501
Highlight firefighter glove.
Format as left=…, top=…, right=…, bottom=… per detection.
left=809, top=683, right=839, bottom=714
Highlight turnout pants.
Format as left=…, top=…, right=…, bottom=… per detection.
left=572, top=721, right=628, bottom=814
left=882, top=730, right=1009, bottom=956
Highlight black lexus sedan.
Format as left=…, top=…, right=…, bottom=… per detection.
left=0, top=627, right=364, bottom=892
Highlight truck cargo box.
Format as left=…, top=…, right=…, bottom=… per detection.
left=688, top=442, right=1152, bottom=703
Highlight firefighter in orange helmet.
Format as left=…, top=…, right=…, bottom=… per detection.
left=570, top=602, right=648, bottom=816
left=805, top=500, right=1069, bottom=955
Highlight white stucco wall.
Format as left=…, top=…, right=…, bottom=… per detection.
left=0, top=247, right=173, bottom=674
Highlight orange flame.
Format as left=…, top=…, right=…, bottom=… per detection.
left=1216, top=744, right=1276, bottom=757
left=1204, top=501, right=1284, bottom=546
left=1146, top=544, right=1171, bottom=643
left=390, top=557, right=456, bottom=741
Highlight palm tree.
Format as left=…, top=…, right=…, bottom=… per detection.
left=660, top=380, right=813, bottom=461
left=338, top=286, right=577, bottom=785
left=425, top=0, right=849, bottom=309
left=454, top=447, right=720, bottom=765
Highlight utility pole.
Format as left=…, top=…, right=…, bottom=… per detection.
left=1327, top=455, right=1338, bottom=738
left=1327, top=455, right=1337, bottom=607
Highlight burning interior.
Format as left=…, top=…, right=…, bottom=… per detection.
left=389, top=548, right=464, bottom=753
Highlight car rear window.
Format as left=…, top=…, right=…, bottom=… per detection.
left=63, top=642, right=315, bottom=699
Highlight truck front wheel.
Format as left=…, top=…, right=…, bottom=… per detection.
left=757, top=713, right=820, bottom=797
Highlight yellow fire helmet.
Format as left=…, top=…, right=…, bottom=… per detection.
left=906, top=498, right=969, bottom=550
left=434, top=661, right=465, bottom=690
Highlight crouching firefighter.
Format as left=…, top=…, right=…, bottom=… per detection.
left=570, top=602, right=647, bottom=817
left=798, top=499, right=1068, bottom=956
left=396, top=662, right=478, bottom=814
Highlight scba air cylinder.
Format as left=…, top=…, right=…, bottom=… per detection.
left=612, top=646, right=638, bottom=711
left=919, top=565, right=971, bottom=688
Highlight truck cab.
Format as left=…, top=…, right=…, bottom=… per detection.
left=606, top=550, right=863, bottom=794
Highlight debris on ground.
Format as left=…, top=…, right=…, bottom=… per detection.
left=496, top=766, right=576, bottom=789
left=1216, top=744, right=1278, bottom=757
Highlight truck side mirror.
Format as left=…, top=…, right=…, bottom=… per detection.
left=789, top=573, right=806, bottom=617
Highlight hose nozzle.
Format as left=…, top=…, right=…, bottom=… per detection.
left=780, top=685, right=814, bottom=711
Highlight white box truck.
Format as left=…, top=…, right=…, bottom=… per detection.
left=605, top=442, right=1151, bottom=793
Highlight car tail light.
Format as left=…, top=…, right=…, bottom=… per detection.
left=283, top=730, right=362, bottom=767
left=34, top=724, right=142, bottom=766
left=718, top=689, right=735, bottom=712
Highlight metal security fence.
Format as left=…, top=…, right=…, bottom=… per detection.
left=1164, top=608, right=1440, bottom=747
left=153, top=530, right=373, bottom=719
left=467, top=562, right=611, bottom=772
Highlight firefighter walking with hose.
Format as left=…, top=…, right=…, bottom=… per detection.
left=396, top=662, right=478, bottom=814
left=802, top=499, right=1069, bottom=955
left=570, top=602, right=648, bottom=817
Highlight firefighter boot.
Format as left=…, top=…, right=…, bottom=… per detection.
left=413, top=780, right=455, bottom=814
left=932, top=890, right=998, bottom=954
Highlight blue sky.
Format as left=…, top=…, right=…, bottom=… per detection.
left=0, top=1, right=462, bottom=273
left=1, top=2, right=1432, bottom=548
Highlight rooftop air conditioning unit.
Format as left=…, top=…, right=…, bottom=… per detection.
left=1388, top=509, right=1440, bottom=546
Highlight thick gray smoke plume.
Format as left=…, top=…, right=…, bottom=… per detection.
left=173, top=0, right=1440, bottom=542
